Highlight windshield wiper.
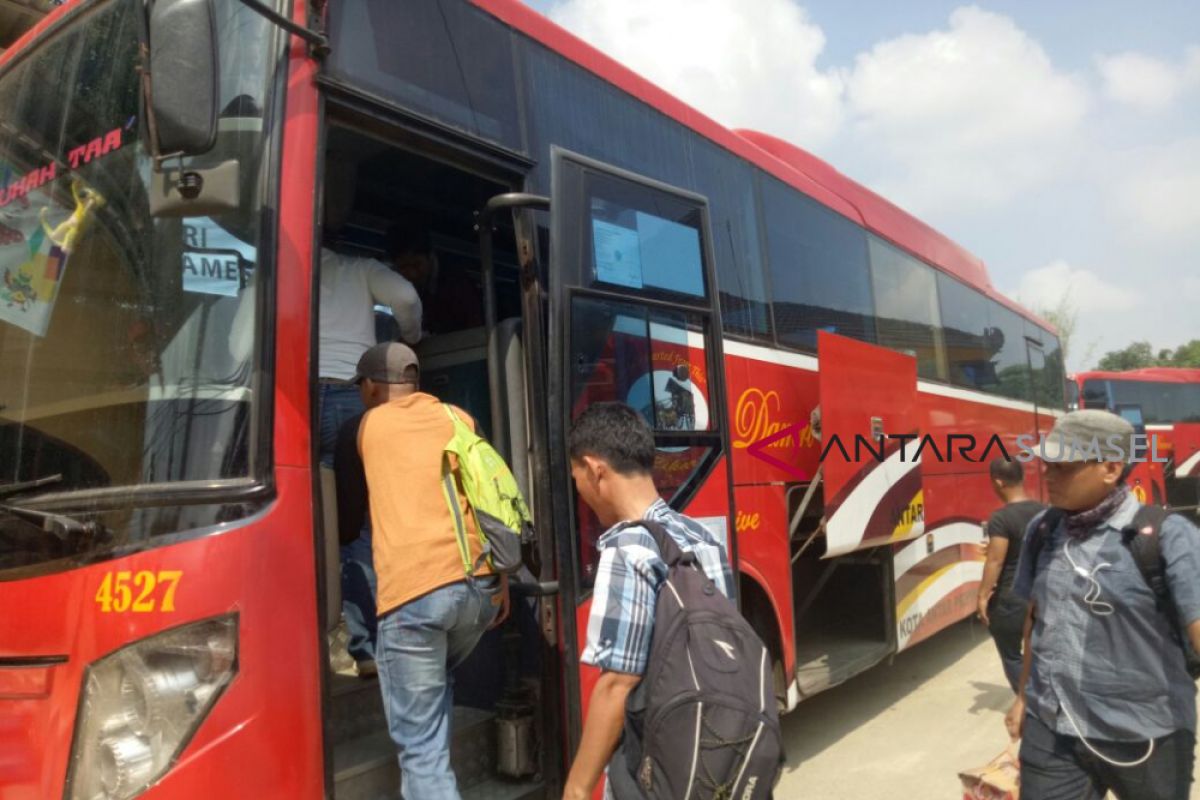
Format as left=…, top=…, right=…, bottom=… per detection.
left=0, top=473, right=63, bottom=499
left=0, top=489, right=106, bottom=546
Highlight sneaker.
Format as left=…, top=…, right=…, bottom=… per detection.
left=328, top=622, right=355, bottom=674
left=356, top=659, right=378, bottom=679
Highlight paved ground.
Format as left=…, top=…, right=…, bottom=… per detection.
left=776, top=619, right=1200, bottom=799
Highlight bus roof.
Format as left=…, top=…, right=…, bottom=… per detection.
left=474, top=0, right=1055, bottom=333
left=1072, top=367, right=1200, bottom=384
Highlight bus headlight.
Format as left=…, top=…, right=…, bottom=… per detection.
left=66, top=615, right=238, bottom=800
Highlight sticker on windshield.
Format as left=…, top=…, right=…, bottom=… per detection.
left=182, top=217, right=256, bottom=297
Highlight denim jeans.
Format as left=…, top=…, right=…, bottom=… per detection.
left=318, top=382, right=376, bottom=661
left=341, top=532, right=377, bottom=662
left=987, top=592, right=1027, bottom=694
left=376, top=578, right=501, bottom=800
left=1020, top=713, right=1195, bottom=800
left=317, top=382, right=364, bottom=468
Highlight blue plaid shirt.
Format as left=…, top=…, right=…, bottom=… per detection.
left=581, top=499, right=732, bottom=675
left=1012, top=494, right=1200, bottom=740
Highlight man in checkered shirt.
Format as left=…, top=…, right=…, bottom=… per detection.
left=562, top=402, right=732, bottom=800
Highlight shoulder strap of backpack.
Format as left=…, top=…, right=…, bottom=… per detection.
left=1121, top=504, right=1171, bottom=614
left=616, top=518, right=690, bottom=567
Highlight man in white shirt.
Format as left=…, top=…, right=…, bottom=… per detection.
left=319, top=226, right=424, bottom=676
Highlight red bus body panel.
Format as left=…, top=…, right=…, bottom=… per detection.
left=0, top=2, right=325, bottom=797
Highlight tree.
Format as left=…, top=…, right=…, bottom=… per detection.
left=1093, top=338, right=1200, bottom=370
left=1096, top=341, right=1157, bottom=371
left=1167, top=339, right=1200, bottom=368
left=1035, top=293, right=1077, bottom=365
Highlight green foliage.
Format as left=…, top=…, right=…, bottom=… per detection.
left=1094, top=339, right=1200, bottom=370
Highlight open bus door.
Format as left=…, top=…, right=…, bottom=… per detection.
left=545, top=148, right=734, bottom=759
left=786, top=332, right=922, bottom=697
left=816, top=331, right=923, bottom=558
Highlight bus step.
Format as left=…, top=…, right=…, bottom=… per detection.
left=333, top=706, right=498, bottom=799
left=331, top=673, right=388, bottom=746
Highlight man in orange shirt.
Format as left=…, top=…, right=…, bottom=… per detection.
left=350, top=342, right=509, bottom=799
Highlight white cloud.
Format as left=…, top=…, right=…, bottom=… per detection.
left=1097, top=46, right=1200, bottom=111
left=1109, top=137, right=1200, bottom=238
left=547, top=0, right=844, bottom=147
left=1014, top=260, right=1138, bottom=314
left=841, top=6, right=1090, bottom=215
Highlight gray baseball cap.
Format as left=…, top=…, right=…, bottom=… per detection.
left=1040, top=409, right=1135, bottom=462
left=353, top=342, right=419, bottom=384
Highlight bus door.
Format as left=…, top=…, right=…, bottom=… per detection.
left=1026, top=340, right=1052, bottom=498
left=817, top=331, right=922, bottom=558
left=789, top=332, right=919, bottom=694
left=546, top=148, right=734, bottom=754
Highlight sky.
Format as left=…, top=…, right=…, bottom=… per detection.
left=520, top=0, right=1200, bottom=372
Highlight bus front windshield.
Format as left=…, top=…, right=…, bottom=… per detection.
left=0, top=0, right=281, bottom=565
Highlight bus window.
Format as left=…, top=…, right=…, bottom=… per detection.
left=1082, top=379, right=1110, bottom=410
left=869, top=237, right=949, bottom=381
left=585, top=173, right=707, bottom=299
left=761, top=174, right=875, bottom=351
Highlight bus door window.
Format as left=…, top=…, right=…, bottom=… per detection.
left=567, top=295, right=718, bottom=585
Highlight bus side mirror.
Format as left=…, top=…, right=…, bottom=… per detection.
left=148, top=0, right=219, bottom=157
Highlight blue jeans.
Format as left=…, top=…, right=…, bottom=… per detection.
left=318, top=382, right=376, bottom=661
left=341, top=532, right=377, bottom=662
left=317, top=382, right=364, bottom=468
left=376, top=578, right=501, bottom=800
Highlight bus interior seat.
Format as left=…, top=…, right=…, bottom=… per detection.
left=319, top=464, right=343, bottom=632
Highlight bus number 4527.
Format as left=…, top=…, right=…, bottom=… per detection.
left=94, top=570, right=183, bottom=613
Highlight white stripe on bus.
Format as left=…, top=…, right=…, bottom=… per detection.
left=893, top=522, right=985, bottom=581
left=824, top=447, right=923, bottom=558
left=722, top=338, right=1064, bottom=418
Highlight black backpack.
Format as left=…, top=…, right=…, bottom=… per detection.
left=607, top=519, right=784, bottom=800
left=1028, top=504, right=1200, bottom=679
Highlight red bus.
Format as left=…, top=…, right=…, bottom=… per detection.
left=1069, top=367, right=1200, bottom=515
left=0, top=1, right=1065, bottom=798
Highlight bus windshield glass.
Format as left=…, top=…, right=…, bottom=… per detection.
left=0, top=1, right=279, bottom=509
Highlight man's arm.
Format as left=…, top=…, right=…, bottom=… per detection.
left=1006, top=600, right=1035, bottom=740
left=565, top=536, right=657, bottom=799
left=1160, top=515, right=1200, bottom=658
left=977, top=531, right=1009, bottom=625
left=563, top=671, right=641, bottom=800
left=366, top=261, right=423, bottom=344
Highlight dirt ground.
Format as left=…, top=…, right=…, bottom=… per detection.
left=776, top=619, right=1199, bottom=799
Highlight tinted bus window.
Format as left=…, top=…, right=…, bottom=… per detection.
left=1027, top=328, right=1067, bottom=409
left=687, top=140, right=771, bottom=339
left=327, top=0, right=522, bottom=150
left=990, top=304, right=1032, bottom=401
left=869, top=237, right=947, bottom=381
left=761, top=176, right=875, bottom=351
left=523, top=43, right=690, bottom=189
left=1082, top=379, right=1109, bottom=409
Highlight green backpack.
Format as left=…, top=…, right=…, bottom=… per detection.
left=441, top=405, right=533, bottom=576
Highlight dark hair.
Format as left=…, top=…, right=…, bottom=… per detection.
left=568, top=402, right=656, bottom=475
left=384, top=218, right=432, bottom=258
left=989, top=456, right=1024, bottom=487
